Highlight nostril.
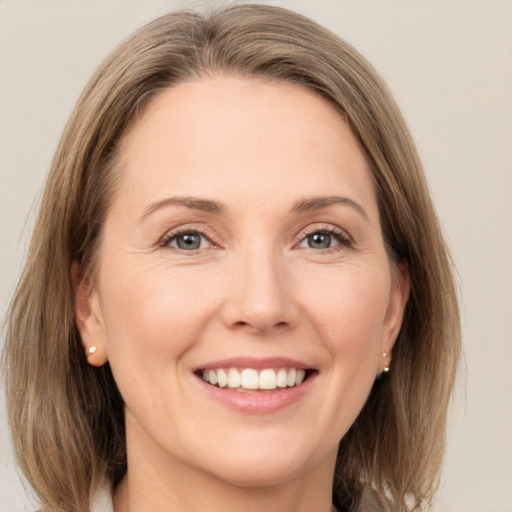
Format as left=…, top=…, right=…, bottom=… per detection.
left=231, top=320, right=289, bottom=332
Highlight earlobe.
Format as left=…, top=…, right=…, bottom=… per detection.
left=72, top=262, right=108, bottom=367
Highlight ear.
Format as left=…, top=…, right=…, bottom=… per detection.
left=72, top=262, right=108, bottom=367
left=380, top=262, right=410, bottom=370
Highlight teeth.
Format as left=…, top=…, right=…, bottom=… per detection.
left=217, top=368, right=228, bottom=388
left=295, top=369, right=305, bottom=386
left=276, top=368, right=288, bottom=388
left=287, top=368, right=296, bottom=387
left=208, top=369, right=218, bottom=386
left=201, top=367, right=308, bottom=390
left=259, top=369, right=277, bottom=390
left=240, top=369, right=259, bottom=389
left=227, top=368, right=241, bottom=388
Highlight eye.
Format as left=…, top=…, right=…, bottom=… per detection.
left=306, top=232, right=335, bottom=249
left=162, top=230, right=211, bottom=251
left=297, top=226, right=351, bottom=251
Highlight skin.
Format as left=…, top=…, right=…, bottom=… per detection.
left=76, top=76, right=409, bottom=512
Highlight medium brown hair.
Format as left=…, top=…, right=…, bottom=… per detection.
left=3, top=4, right=460, bottom=511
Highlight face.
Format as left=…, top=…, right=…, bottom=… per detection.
left=77, top=77, right=408, bottom=488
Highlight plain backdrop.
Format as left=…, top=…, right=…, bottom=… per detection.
left=1, top=1, right=511, bottom=511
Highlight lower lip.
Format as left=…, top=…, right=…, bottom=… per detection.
left=196, top=373, right=317, bottom=414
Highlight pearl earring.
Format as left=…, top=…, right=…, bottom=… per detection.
left=382, top=352, right=390, bottom=373
left=88, top=346, right=97, bottom=355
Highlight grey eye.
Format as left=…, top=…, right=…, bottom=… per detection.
left=174, top=233, right=203, bottom=250
left=307, top=232, right=333, bottom=249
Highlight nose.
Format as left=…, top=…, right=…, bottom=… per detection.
left=220, top=246, right=299, bottom=335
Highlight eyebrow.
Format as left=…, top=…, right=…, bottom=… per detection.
left=291, top=196, right=370, bottom=223
left=139, top=196, right=225, bottom=222
left=139, top=195, right=370, bottom=223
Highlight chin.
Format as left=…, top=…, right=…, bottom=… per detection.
left=195, top=438, right=326, bottom=488
left=209, top=457, right=308, bottom=488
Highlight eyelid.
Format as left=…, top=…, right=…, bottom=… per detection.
left=294, top=223, right=353, bottom=249
left=159, top=224, right=221, bottom=250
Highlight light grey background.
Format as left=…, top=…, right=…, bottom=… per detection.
left=1, top=1, right=511, bottom=510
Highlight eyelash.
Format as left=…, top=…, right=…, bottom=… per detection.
left=159, top=226, right=218, bottom=253
left=160, top=223, right=352, bottom=255
left=295, top=224, right=352, bottom=252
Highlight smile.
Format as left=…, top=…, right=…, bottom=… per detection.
left=200, top=367, right=308, bottom=391
left=194, top=358, right=317, bottom=413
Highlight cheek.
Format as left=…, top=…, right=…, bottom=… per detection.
left=97, top=261, right=219, bottom=381
left=289, top=263, right=391, bottom=443
left=95, top=262, right=223, bottom=431
left=301, top=263, right=390, bottom=361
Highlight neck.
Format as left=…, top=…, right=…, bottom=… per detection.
left=114, top=475, right=335, bottom=512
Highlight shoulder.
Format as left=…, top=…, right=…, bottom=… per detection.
left=355, top=486, right=393, bottom=512
left=90, top=484, right=114, bottom=512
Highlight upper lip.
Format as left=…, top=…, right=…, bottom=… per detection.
left=194, top=357, right=313, bottom=371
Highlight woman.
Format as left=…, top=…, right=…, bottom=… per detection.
left=2, top=4, right=460, bottom=512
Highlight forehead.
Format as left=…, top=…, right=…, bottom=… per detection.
left=114, top=76, right=376, bottom=216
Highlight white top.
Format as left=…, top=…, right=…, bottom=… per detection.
left=90, top=485, right=114, bottom=512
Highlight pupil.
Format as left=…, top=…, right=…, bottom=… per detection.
left=309, top=233, right=331, bottom=249
left=177, top=234, right=201, bottom=250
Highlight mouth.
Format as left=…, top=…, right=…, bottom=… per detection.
left=193, top=358, right=318, bottom=413
left=195, top=367, right=316, bottom=393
